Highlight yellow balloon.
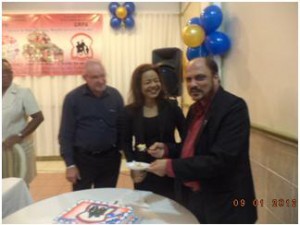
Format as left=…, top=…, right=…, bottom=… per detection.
left=116, top=6, right=128, bottom=19
left=182, top=25, right=205, bottom=48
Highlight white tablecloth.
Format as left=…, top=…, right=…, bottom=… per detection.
left=2, top=177, right=33, bottom=219
left=2, top=188, right=199, bottom=224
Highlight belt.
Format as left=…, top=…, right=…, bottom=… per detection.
left=74, top=147, right=116, bottom=156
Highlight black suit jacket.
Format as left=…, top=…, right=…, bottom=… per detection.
left=170, top=87, right=257, bottom=223
left=121, top=99, right=185, bottom=162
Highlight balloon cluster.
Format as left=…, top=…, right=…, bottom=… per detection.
left=109, top=2, right=135, bottom=29
left=182, top=5, right=231, bottom=60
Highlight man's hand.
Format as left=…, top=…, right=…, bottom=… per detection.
left=3, top=135, right=22, bottom=150
left=148, top=142, right=165, bottom=158
left=130, top=170, right=147, bottom=183
left=66, top=166, right=81, bottom=184
left=147, top=159, right=167, bottom=177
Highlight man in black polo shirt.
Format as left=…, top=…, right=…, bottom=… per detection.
left=59, top=59, right=124, bottom=191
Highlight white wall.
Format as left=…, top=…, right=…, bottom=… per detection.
left=3, top=2, right=180, bottom=13
left=222, top=3, right=297, bottom=139
left=180, top=2, right=210, bottom=112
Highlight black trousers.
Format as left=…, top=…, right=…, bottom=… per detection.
left=73, top=149, right=121, bottom=191
left=134, top=173, right=175, bottom=201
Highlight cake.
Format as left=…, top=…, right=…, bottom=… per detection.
left=135, top=162, right=143, bottom=168
left=22, top=31, right=64, bottom=63
left=2, top=35, right=19, bottom=60
left=136, top=144, right=147, bottom=152
left=54, top=200, right=139, bottom=224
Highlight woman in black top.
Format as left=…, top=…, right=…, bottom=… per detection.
left=121, top=64, right=185, bottom=200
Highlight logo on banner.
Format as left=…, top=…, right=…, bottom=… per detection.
left=71, top=33, right=93, bottom=60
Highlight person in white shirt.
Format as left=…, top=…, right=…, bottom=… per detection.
left=2, top=59, right=44, bottom=185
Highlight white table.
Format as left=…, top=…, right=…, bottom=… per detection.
left=2, top=188, right=199, bottom=224
left=2, top=178, right=33, bottom=218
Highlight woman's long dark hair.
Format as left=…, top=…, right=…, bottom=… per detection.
left=128, top=63, right=167, bottom=108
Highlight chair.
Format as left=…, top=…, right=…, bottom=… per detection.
left=2, top=144, right=27, bottom=180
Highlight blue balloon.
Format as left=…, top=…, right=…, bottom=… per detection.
left=187, top=17, right=202, bottom=26
left=204, top=31, right=231, bottom=55
left=109, top=2, right=120, bottom=16
left=186, top=45, right=209, bottom=60
left=110, top=17, right=122, bottom=29
left=124, top=2, right=135, bottom=15
left=124, top=16, right=135, bottom=28
left=201, top=5, right=223, bottom=34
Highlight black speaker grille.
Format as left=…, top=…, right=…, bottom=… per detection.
left=152, top=47, right=182, bottom=96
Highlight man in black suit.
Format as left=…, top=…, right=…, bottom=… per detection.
left=147, top=57, right=257, bottom=223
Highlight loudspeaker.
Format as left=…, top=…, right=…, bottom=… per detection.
left=152, top=47, right=182, bottom=97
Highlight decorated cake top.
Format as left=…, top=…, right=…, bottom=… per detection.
left=54, top=200, right=138, bottom=224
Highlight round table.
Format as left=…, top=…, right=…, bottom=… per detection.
left=3, top=188, right=199, bottom=224
left=2, top=178, right=33, bottom=218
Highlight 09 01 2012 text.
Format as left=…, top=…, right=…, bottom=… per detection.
left=232, top=199, right=296, bottom=208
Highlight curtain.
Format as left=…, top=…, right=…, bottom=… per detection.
left=13, top=13, right=182, bottom=157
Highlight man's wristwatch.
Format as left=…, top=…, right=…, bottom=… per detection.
left=17, top=133, right=24, bottom=138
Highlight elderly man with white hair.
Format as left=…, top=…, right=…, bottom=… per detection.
left=59, top=59, right=124, bottom=191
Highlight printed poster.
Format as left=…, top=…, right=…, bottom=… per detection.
left=2, top=14, right=103, bottom=76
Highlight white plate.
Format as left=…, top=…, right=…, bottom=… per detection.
left=126, top=161, right=150, bottom=171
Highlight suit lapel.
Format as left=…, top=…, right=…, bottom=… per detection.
left=193, top=87, right=224, bottom=145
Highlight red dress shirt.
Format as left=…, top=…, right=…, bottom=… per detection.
left=166, top=94, right=213, bottom=192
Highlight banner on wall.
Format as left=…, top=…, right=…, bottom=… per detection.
left=2, top=14, right=103, bottom=76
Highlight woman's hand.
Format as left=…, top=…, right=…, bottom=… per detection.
left=3, top=135, right=22, bottom=150
left=130, top=170, right=147, bottom=183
